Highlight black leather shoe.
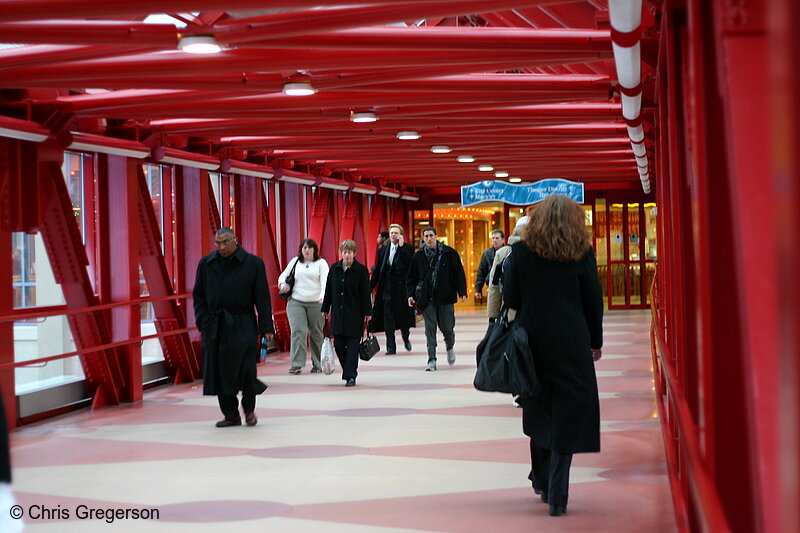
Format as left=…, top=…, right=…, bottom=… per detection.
left=549, top=504, right=566, bottom=516
left=345, top=378, right=356, bottom=387
left=245, top=412, right=257, bottom=426
left=215, top=417, right=242, bottom=428
left=404, top=340, right=412, bottom=351
left=385, top=350, right=396, bottom=355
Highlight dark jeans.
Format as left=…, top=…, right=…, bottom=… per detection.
left=334, top=335, right=360, bottom=381
left=422, top=302, right=455, bottom=361
left=528, top=438, right=573, bottom=507
left=218, top=393, right=255, bottom=420
left=383, top=299, right=410, bottom=352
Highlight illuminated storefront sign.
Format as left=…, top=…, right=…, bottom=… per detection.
left=460, top=179, right=585, bottom=206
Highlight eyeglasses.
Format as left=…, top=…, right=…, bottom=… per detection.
left=214, top=238, right=236, bottom=247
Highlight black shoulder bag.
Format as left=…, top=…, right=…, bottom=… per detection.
left=278, top=258, right=299, bottom=301
left=474, top=306, right=540, bottom=397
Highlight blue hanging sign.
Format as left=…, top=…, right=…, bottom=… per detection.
left=460, top=179, right=585, bottom=206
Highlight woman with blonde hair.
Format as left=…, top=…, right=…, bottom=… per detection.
left=503, top=194, right=603, bottom=517
left=322, top=240, right=372, bottom=387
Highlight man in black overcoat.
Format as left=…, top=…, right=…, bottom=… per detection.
left=193, top=228, right=274, bottom=428
left=371, top=224, right=415, bottom=354
left=406, top=226, right=467, bottom=371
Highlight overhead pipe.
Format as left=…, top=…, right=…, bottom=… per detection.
left=58, top=131, right=150, bottom=158
left=151, top=146, right=220, bottom=170
left=219, top=159, right=274, bottom=180
left=0, top=21, right=179, bottom=47
left=0, top=115, right=49, bottom=142
left=215, top=1, right=578, bottom=44
left=223, top=26, right=611, bottom=50
left=0, top=0, right=570, bottom=23
left=3, top=48, right=611, bottom=84
left=608, top=0, right=650, bottom=193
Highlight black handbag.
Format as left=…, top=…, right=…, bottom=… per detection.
left=359, top=321, right=380, bottom=361
left=278, top=258, right=299, bottom=301
left=473, top=306, right=540, bottom=397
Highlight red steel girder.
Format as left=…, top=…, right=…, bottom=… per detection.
left=136, top=166, right=197, bottom=383
left=37, top=146, right=124, bottom=408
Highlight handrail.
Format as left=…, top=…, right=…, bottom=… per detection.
left=1, top=293, right=289, bottom=369
left=0, top=283, right=285, bottom=323
left=649, top=272, right=732, bottom=533
left=0, top=293, right=192, bottom=323
left=0, top=325, right=196, bottom=369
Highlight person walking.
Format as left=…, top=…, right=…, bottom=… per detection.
left=474, top=229, right=505, bottom=304
left=193, top=227, right=274, bottom=428
left=371, top=224, right=415, bottom=354
left=322, top=240, right=372, bottom=387
left=502, top=195, right=603, bottom=517
left=279, top=239, right=329, bottom=374
left=406, top=226, right=467, bottom=371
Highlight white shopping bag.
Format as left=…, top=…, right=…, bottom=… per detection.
left=321, top=337, right=336, bottom=375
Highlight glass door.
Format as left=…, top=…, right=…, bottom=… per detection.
left=594, top=198, right=656, bottom=309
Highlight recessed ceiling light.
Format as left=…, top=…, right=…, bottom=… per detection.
left=430, top=145, right=451, bottom=154
left=178, top=35, right=221, bottom=54
left=351, top=111, right=378, bottom=123
left=396, top=130, right=420, bottom=140
left=456, top=155, right=475, bottom=163
left=282, top=81, right=317, bottom=96
left=494, top=171, right=509, bottom=178
left=478, top=164, right=494, bottom=172
left=508, top=177, right=522, bottom=183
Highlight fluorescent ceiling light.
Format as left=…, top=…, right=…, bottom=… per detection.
left=508, top=177, right=522, bottom=183
left=351, top=111, right=378, bottom=123
left=282, top=82, right=316, bottom=96
left=430, top=145, right=451, bottom=154
left=0, top=116, right=49, bottom=142
left=178, top=35, right=221, bottom=54
left=396, top=130, right=420, bottom=140
left=456, top=155, right=475, bottom=163
left=494, top=171, right=509, bottom=178
left=477, top=164, right=494, bottom=172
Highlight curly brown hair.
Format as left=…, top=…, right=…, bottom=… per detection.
left=522, top=195, right=591, bottom=262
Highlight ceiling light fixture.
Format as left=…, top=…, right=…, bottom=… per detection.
left=430, top=145, right=451, bottom=154
left=456, top=155, right=475, bottom=163
left=396, top=130, right=420, bottom=140
left=350, top=111, right=378, bottom=123
left=494, top=171, right=509, bottom=178
left=508, top=177, right=522, bottom=183
left=478, top=164, right=494, bottom=172
left=178, top=35, right=221, bottom=54
left=282, top=81, right=317, bottom=96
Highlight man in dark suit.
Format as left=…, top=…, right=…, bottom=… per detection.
left=371, top=224, right=415, bottom=354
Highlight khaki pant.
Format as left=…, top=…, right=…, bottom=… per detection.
left=286, top=299, right=324, bottom=371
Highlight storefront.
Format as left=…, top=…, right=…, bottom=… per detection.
left=409, top=181, right=656, bottom=310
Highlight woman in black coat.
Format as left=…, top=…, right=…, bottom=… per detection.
left=322, top=240, right=372, bottom=387
left=502, top=194, right=603, bottom=517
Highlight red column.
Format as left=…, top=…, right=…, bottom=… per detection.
left=99, top=154, right=142, bottom=403
left=769, top=0, right=800, bottom=531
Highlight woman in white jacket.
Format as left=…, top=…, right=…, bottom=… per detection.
left=279, top=239, right=329, bottom=374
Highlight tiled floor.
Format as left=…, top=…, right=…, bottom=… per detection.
left=9, top=309, right=676, bottom=532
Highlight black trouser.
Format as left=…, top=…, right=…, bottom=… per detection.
left=218, top=393, right=255, bottom=420
left=529, top=438, right=573, bottom=507
left=383, top=299, right=409, bottom=352
left=334, top=335, right=360, bottom=381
